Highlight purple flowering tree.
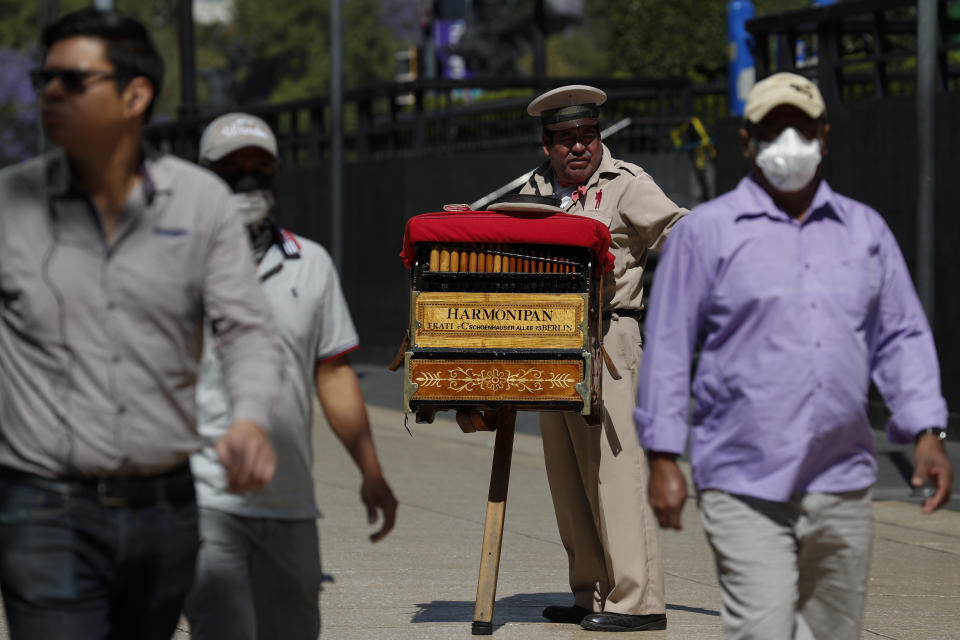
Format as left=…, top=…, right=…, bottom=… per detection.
left=0, top=49, right=39, bottom=168
left=380, top=0, right=420, bottom=42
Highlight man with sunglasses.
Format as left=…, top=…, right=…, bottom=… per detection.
left=0, top=9, right=281, bottom=640
left=184, top=113, right=398, bottom=640
left=636, top=72, right=952, bottom=639
left=467, top=85, right=687, bottom=632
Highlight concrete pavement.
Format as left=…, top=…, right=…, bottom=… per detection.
left=303, top=396, right=960, bottom=639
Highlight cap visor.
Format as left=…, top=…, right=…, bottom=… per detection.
left=545, top=117, right=599, bottom=131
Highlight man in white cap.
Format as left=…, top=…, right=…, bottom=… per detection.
left=636, top=72, right=952, bottom=639
left=184, top=113, right=398, bottom=640
left=519, top=85, right=687, bottom=632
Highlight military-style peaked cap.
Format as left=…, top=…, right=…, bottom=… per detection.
left=527, top=85, right=607, bottom=131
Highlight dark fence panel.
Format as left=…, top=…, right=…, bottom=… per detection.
left=748, top=0, right=960, bottom=99
left=146, top=76, right=720, bottom=167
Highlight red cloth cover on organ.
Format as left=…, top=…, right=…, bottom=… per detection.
left=399, top=210, right=614, bottom=273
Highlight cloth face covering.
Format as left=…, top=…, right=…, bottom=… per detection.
left=754, top=127, right=822, bottom=192
left=229, top=190, right=275, bottom=226
left=247, top=217, right=276, bottom=263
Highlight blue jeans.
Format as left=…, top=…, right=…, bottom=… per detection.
left=0, top=471, right=200, bottom=640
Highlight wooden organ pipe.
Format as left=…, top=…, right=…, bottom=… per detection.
left=425, top=244, right=578, bottom=275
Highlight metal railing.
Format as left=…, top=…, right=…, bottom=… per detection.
left=146, top=77, right=727, bottom=168
left=747, top=0, right=960, bottom=103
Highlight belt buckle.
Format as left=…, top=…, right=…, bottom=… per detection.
left=96, top=480, right=129, bottom=507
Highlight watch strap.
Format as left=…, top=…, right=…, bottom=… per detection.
left=914, top=427, right=947, bottom=444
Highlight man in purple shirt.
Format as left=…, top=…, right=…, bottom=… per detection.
left=634, top=72, right=953, bottom=639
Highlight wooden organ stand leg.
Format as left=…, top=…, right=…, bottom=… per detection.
left=471, top=410, right=517, bottom=635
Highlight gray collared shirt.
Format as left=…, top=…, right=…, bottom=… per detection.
left=0, top=149, right=282, bottom=478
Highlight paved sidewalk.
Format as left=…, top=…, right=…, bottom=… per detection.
left=304, top=403, right=959, bottom=639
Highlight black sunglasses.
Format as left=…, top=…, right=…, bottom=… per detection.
left=29, top=68, right=125, bottom=94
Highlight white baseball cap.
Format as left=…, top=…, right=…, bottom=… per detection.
left=199, top=112, right=278, bottom=162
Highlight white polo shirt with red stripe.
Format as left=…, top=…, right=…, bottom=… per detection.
left=192, top=229, right=359, bottom=519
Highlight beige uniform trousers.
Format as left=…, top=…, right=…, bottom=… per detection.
left=539, top=314, right=664, bottom=615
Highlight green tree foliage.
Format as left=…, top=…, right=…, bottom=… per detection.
left=228, top=0, right=400, bottom=104
left=0, top=0, right=102, bottom=52
left=0, top=0, right=90, bottom=51
left=112, top=0, right=182, bottom=120
left=587, top=0, right=810, bottom=81
left=544, top=28, right=612, bottom=77
left=342, top=0, right=402, bottom=89
left=0, top=0, right=44, bottom=51
left=0, top=0, right=400, bottom=121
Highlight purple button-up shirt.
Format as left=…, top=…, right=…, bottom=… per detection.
left=634, top=176, right=947, bottom=501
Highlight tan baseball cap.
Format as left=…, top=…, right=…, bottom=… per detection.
left=744, top=72, right=826, bottom=123
left=199, top=112, right=278, bottom=162
left=527, top=84, right=606, bottom=131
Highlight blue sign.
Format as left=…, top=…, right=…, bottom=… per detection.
left=727, top=0, right=755, bottom=117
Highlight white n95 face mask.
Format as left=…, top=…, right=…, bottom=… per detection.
left=754, top=127, right=822, bottom=192
left=228, top=189, right=275, bottom=226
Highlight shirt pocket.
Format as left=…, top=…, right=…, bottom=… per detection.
left=580, top=208, right=619, bottom=274
left=581, top=208, right=613, bottom=229
left=830, top=249, right=882, bottom=322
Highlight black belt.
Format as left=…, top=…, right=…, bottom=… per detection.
left=604, top=308, right=643, bottom=320
left=0, top=463, right=195, bottom=508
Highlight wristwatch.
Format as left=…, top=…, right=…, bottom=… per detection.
left=913, top=427, right=948, bottom=444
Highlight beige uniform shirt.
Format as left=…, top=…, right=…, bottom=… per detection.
left=0, top=149, right=282, bottom=478
left=520, top=144, right=687, bottom=309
